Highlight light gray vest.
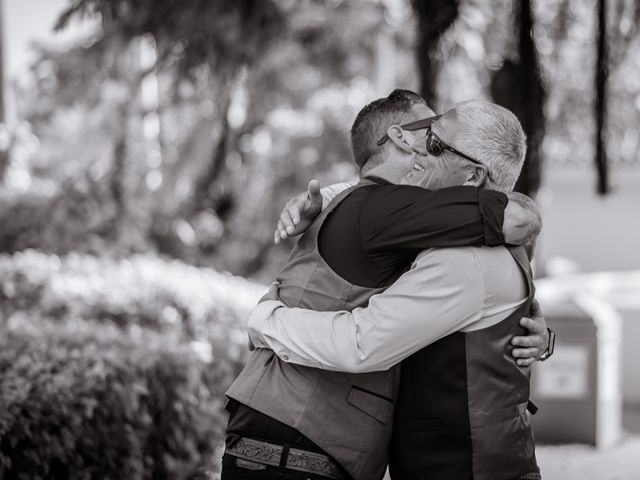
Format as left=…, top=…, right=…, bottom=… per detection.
left=226, top=181, right=399, bottom=480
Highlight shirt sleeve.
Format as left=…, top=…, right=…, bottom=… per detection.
left=247, top=248, right=485, bottom=373
left=361, top=185, right=507, bottom=255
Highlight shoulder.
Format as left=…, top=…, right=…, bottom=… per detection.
left=393, top=247, right=485, bottom=311
left=415, top=246, right=523, bottom=291
left=365, top=184, right=483, bottom=207
left=416, top=245, right=519, bottom=268
left=414, top=246, right=480, bottom=268
left=328, top=184, right=374, bottom=210
left=356, top=184, right=429, bottom=223
left=363, top=184, right=425, bottom=202
left=412, top=247, right=484, bottom=285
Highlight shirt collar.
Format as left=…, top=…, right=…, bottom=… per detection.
left=362, top=175, right=392, bottom=185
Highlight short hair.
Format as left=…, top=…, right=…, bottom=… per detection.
left=350, top=89, right=425, bottom=172
left=449, top=100, right=527, bottom=193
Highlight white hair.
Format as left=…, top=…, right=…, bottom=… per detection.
left=450, top=100, right=527, bottom=193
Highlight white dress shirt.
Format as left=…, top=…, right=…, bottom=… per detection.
left=319, top=180, right=356, bottom=208
left=248, top=246, right=528, bottom=373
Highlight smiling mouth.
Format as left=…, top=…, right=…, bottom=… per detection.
left=412, top=163, right=425, bottom=173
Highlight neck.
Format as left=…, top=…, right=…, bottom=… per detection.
left=363, top=162, right=405, bottom=184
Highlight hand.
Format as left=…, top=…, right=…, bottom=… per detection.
left=511, top=299, right=549, bottom=367
left=274, top=180, right=323, bottom=244
left=503, top=192, right=541, bottom=246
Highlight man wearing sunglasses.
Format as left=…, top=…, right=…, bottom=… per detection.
left=223, top=91, right=548, bottom=480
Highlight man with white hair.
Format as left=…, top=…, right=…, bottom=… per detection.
left=249, top=100, right=543, bottom=480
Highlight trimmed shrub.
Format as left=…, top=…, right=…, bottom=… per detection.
left=0, top=251, right=266, bottom=479
left=0, top=321, right=238, bottom=479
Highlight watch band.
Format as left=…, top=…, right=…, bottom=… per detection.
left=538, top=328, right=555, bottom=361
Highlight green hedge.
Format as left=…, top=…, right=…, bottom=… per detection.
left=0, top=251, right=266, bottom=479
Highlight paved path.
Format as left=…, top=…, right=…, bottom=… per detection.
left=537, top=434, right=640, bottom=480
left=381, top=433, right=640, bottom=480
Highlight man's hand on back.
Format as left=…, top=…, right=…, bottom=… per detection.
left=274, top=180, right=323, bottom=244
left=503, top=192, right=541, bottom=246
left=510, top=299, right=550, bottom=367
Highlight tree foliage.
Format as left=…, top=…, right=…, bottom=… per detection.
left=412, top=0, right=460, bottom=108
left=56, top=0, right=286, bottom=81
left=12, top=0, right=392, bottom=280
left=8, top=0, right=640, bottom=279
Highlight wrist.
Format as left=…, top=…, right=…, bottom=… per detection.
left=479, top=190, right=508, bottom=246
left=503, top=192, right=541, bottom=245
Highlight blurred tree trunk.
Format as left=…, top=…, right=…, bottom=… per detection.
left=595, top=0, right=609, bottom=194
left=189, top=85, right=233, bottom=215
left=111, top=103, right=129, bottom=222
left=412, top=0, right=459, bottom=108
left=0, top=0, right=9, bottom=181
left=490, top=0, right=545, bottom=197
left=109, top=40, right=141, bottom=226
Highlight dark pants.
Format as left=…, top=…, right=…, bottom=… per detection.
left=221, top=454, right=333, bottom=480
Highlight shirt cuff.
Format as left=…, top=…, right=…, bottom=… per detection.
left=479, top=190, right=507, bottom=246
left=247, top=300, right=284, bottom=348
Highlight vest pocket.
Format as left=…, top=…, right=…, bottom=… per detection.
left=469, top=402, right=538, bottom=480
left=347, top=386, right=394, bottom=424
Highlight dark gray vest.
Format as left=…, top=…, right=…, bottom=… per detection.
left=389, top=246, right=540, bottom=480
left=226, top=181, right=400, bottom=480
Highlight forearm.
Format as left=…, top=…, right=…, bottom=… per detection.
left=252, top=301, right=472, bottom=373
left=365, top=186, right=508, bottom=253
left=249, top=250, right=482, bottom=372
left=249, top=302, right=367, bottom=371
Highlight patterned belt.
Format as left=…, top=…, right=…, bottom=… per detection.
left=226, top=436, right=344, bottom=479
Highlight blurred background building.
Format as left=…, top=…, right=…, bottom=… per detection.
left=0, top=0, right=638, bottom=479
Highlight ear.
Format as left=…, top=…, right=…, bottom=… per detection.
left=386, top=125, right=413, bottom=154
left=463, top=163, right=488, bottom=187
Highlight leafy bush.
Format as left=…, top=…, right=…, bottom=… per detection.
left=0, top=250, right=265, bottom=347
left=0, top=250, right=266, bottom=479
left=0, top=322, right=233, bottom=479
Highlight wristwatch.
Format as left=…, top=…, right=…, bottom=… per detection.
left=538, top=328, right=555, bottom=361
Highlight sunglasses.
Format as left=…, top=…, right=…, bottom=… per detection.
left=376, top=114, right=485, bottom=169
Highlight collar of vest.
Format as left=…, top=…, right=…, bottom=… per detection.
left=361, top=175, right=391, bottom=185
